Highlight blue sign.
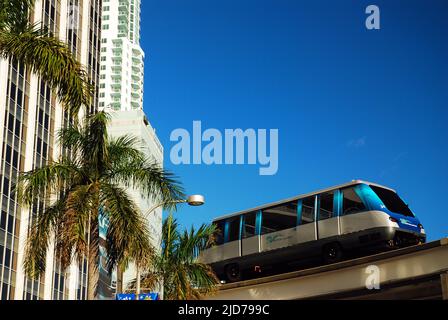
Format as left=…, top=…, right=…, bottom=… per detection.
left=116, top=293, right=159, bottom=300
left=116, top=293, right=136, bottom=300
left=138, top=293, right=159, bottom=300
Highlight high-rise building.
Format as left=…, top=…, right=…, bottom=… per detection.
left=99, top=0, right=144, bottom=111
left=106, top=109, right=164, bottom=295
left=0, top=0, right=102, bottom=300
left=98, top=0, right=164, bottom=297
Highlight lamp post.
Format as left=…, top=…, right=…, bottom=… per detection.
left=134, top=194, right=205, bottom=299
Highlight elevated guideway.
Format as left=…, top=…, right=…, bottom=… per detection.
left=207, top=238, right=448, bottom=300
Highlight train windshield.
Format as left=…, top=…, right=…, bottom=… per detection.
left=370, top=185, right=414, bottom=217
left=213, top=220, right=225, bottom=245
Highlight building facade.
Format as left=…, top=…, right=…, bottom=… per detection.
left=106, top=109, right=164, bottom=294
left=99, top=0, right=164, bottom=296
left=0, top=0, right=160, bottom=300
left=99, top=0, right=144, bottom=111
left=0, top=0, right=102, bottom=300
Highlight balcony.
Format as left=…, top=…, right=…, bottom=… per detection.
left=118, top=24, right=128, bottom=32
left=132, top=48, right=142, bottom=56
left=111, top=93, right=121, bottom=101
left=111, top=102, right=121, bottom=110
left=132, top=56, right=142, bottom=64
left=112, top=48, right=122, bottom=55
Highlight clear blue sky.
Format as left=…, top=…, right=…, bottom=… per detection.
left=140, top=0, right=448, bottom=241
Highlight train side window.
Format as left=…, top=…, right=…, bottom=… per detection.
left=243, top=212, right=257, bottom=238
left=342, top=188, right=366, bottom=215
left=301, top=196, right=315, bottom=224
left=227, top=216, right=241, bottom=242
left=261, top=201, right=297, bottom=235
left=213, top=220, right=225, bottom=245
left=319, top=192, right=334, bottom=220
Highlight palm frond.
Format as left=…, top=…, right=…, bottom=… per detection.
left=57, top=124, right=85, bottom=155
left=101, top=183, right=154, bottom=273
left=180, top=223, right=217, bottom=260
left=0, top=0, right=33, bottom=32
left=16, top=159, right=82, bottom=207
left=109, top=160, right=185, bottom=210
left=0, top=25, right=92, bottom=115
left=83, top=111, right=110, bottom=172
left=107, top=134, right=145, bottom=166
left=54, top=184, right=94, bottom=269
left=24, top=194, right=66, bottom=278
left=141, top=215, right=219, bottom=300
left=186, top=263, right=219, bottom=298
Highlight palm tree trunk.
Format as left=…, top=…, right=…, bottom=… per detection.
left=87, top=243, right=99, bottom=299
left=116, top=266, right=123, bottom=294
left=86, top=208, right=99, bottom=300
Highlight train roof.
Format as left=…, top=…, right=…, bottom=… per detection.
left=212, top=180, right=395, bottom=222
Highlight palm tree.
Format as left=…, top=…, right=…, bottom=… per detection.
left=17, top=111, right=185, bottom=300
left=137, top=214, right=219, bottom=300
left=0, top=0, right=92, bottom=115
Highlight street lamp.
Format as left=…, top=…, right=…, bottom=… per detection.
left=144, top=194, right=205, bottom=214
left=186, top=194, right=205, bottom=206
left=134, top=194, right=205, bottom=299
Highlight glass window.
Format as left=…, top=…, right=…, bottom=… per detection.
left=12, top=150, right=19, bottom=168
left=243, top=212, right=257, bottom=238
left=4, top=248, right=11, bottom=266
left=3, top=178, right=10, bottom=195
left=2, top=283, right=8, bottom=299
left=53, top=274, right=59, bottom=289
left=227, top=217, right=240, bottom=242
left=8, top=114, right=13, bottom=131
left=342, top=188, right=366, bottom=215
left=301, top=196, right=315, bottom=224
left=0, top=210, right=6, bottom=230
left=319, top=192, right=334, bottom=220
left=261, top=201, right=297, bottom=235
left=370, top=185, right=414, bottom=217
left=213, top=220, right=225, bottom=245
left=7, top=215, right=14, bottom=233
left=5, top=145, right=12, bottom=163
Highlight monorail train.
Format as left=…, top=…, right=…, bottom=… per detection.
left=200, top=180, right=426, bottom=282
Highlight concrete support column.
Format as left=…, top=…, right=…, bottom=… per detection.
left=441, top=272, right=448, bottom=300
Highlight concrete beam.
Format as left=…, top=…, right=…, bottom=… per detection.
left=207, top=239, right=448, bottom=300
left=441, top=272, right=448, bottom=300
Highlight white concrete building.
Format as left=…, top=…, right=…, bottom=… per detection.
left=99, top=0, right=144, bottom=111
left=98, top=0, right=164, bottom=297
left=0, top=0, right=102, bottom=300
left=106, top=109, right=164, bottom=294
